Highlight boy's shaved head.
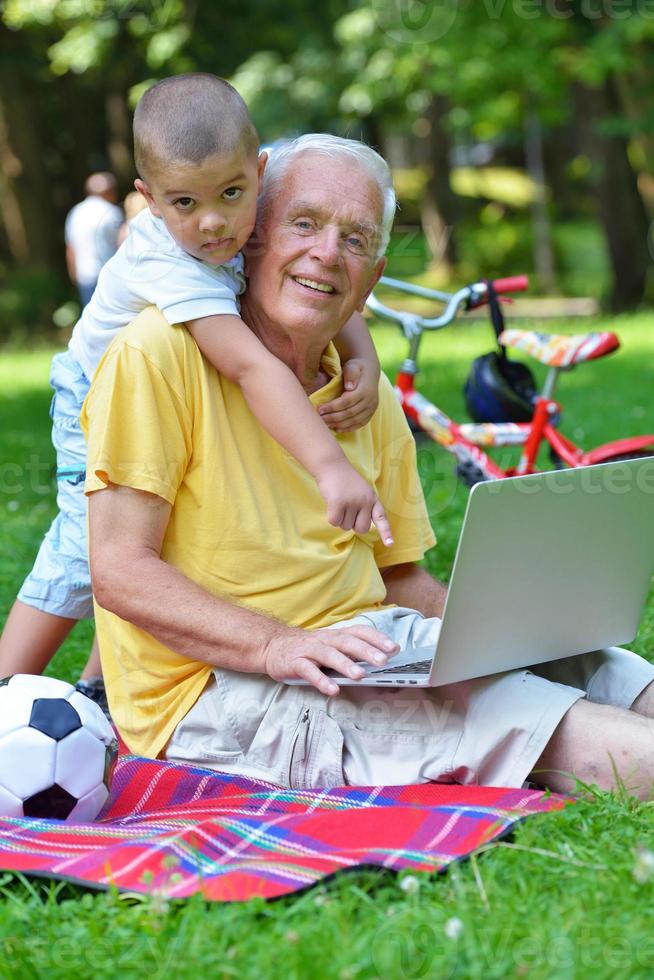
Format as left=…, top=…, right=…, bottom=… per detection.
left=134, top=73, right=259, bottom=180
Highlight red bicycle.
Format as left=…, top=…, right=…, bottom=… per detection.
left=366, top=275, right=654, bottom=485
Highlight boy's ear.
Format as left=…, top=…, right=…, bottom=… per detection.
left=257, top=151, right=268, bottom=190
left=357, top=257, right=386, bottom=313
left=134, top=178, right=161, bottom=218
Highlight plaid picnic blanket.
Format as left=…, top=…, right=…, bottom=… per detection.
left=0, top=754, right=569, bottom=901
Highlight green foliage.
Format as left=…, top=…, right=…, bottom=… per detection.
left=0, top=268, right=73, bottom=345
left=383, top=221, right=610, bottom=299
left=4, top=0, right=190, bottom=74
left=2, top=0, right=653, bottom=318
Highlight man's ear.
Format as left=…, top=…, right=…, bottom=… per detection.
left=257, top=151, right=268, bottom=191
left=357, top=257, right=386, bottom=313
left=133, top=178, right=161, bottom=218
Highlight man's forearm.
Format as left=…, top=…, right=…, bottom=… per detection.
left=89, top=484, right=398, bottom=696
left=382, top=563, right=447, bottom=619
left=90, top=485, right=297, bottom=673
left=95, top=548, right=296, bottom=672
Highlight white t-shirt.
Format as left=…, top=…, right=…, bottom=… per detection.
left=68, top=207, right=245, bottom=381
left=64, top=196, right=123, bottom=286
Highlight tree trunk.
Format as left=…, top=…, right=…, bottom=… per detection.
left=524, top=102, right=556, bottom=294
left=544, top=124, right=583, bottom=220
left=105, top=90, right=134, bottom=185
left=417, top=94, right=459, bottom=272
left=573, top=77, right=651, bottom=312
left=0, top=102, right=30, bottom=264
left=0, top=24, right=64, bottom=270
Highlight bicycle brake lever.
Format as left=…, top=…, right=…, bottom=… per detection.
left=400, top=314, right=423, bottom=339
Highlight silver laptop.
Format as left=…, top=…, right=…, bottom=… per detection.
left=310, top=457, right=654, bottom=688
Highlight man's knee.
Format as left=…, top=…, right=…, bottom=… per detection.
left=631, top=680, right=654, bottom=717
left=532, top=698, right=654, bottom=799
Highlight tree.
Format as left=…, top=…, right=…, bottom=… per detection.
left=236, top=0, right=653, bottom=307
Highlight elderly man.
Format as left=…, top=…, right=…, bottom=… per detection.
left=83, top=135, right=654, bottom=797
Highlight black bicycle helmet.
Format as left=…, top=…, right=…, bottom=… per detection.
left=464, top=351, right=537, bottom=424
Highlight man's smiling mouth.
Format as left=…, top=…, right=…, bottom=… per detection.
left=293, top=276, right=336, bottom=294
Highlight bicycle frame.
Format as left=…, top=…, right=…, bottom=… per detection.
left=369, top=276, right=654, bottom=481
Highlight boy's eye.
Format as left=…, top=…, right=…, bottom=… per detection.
left=173, top=197, right=195, bottom=209
left=222, top=187, right=243, bottom=201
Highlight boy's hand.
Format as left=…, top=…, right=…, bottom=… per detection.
left=319, top=358, right=380, bottom=432
left=316, top=458, right=394, bottom=546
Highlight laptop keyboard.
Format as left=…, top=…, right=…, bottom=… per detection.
left=371, top=659, right=432, bottom=675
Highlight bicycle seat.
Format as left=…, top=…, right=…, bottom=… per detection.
left=498, top=328, right=620, bottom=367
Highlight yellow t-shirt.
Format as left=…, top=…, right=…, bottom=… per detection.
left=81, top=307, right=436, bottom=757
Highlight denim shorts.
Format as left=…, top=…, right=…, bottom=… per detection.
left=18, top=351, right=93, bottom=619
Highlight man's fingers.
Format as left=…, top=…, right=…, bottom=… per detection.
left=297, top=660, right=340, bottom=696
left=325, top=628, right=397, bottom=665
left=372, top=500, right=394, bottom=547
left=330, top=624, right=399, bottom=654
left=318, top=647, right=367, bottom=679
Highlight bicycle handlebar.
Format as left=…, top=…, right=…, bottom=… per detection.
left=490, top=275, right=529, bottom=295
left=365, top=274, right=529, bottom=337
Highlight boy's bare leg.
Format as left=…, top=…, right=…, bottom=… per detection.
left=532, top=697, right=654, bottom=801
left=0, top=600, right=77, bottom=676
left=79, top=634, right=102, bottom=680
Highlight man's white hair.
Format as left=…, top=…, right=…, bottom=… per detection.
left=260, top=134, right=396, bottom=259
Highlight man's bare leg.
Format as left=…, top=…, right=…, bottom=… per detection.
left=630, top=680, right=654, bottom=718
left=532, top=698, right=654, bottom=801
left=0, top=600, right=77, bottom=675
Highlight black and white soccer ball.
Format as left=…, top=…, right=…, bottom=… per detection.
left=0, top=674, right=118, bottom=822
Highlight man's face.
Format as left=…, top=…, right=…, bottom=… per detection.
left=245, top=153, right=386, bottom=341
left=135, top=148, right=265, bottom=266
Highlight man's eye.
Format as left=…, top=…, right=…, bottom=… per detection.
left=222, top=187, right=243, bottom=201
left=173, top=197, right=195, bottom=209
left=346, top=235, right=365, bottom=249
left=295, top=220, right=313, bottom=232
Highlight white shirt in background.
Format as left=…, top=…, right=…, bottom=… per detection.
left=64, top=196, right=124, bottom=286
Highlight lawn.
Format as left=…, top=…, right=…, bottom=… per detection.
left=0, top=311, right=653, bottom=979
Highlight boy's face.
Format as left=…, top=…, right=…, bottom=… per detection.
left=135, top=148, right=265, bottom=265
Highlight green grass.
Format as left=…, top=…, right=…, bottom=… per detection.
left=1, top=315, right=654, bottom=979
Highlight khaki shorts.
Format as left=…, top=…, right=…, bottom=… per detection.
left=165, top=607, right=654, bottom=789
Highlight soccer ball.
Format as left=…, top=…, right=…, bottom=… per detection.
left=0, top=674, right=118, bottom=822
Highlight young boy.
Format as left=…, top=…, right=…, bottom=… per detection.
left=0, top=74, right=391, bottom=698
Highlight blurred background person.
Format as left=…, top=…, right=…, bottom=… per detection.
left=116, top=189, right=148, bottom=247
left=64, top=172, right=123, bottom=307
